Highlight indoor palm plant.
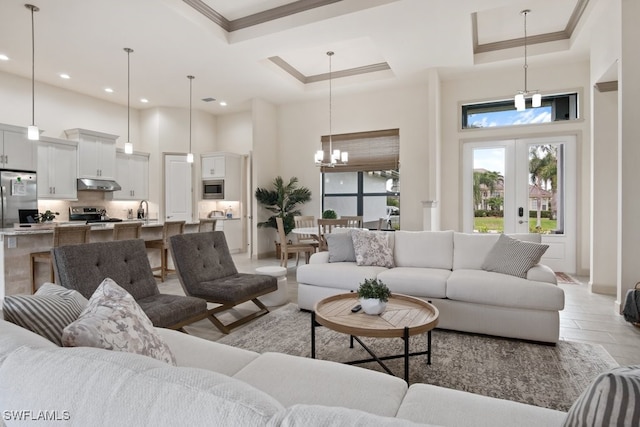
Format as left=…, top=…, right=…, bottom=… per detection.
left=255, top=176, right=312, bottom=256
left=357, top=278, right=391, bottom=315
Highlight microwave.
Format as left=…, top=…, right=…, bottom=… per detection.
left=203, top=179, right=224, bottom=199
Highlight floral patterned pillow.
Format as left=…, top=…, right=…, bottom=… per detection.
left=62, top=278, right=176, bottom=365
left=351, top=230, right=395, bottom=268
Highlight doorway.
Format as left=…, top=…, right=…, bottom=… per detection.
left=164, top=154, right=193, bottom=222
left=462, top=135, right=577, bottom=273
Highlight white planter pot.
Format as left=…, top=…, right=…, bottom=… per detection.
left=360, top=298, right=387, bottom=315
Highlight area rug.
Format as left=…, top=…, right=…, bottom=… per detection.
left=219, top=304, right=618, bottom=411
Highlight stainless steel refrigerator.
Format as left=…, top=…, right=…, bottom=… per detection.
left=0, top=170, right=37, bottom=228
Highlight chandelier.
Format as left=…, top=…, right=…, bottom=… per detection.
left=514, top=9, right=541, bottom=112
left=315, top=51, right=348, bottom=167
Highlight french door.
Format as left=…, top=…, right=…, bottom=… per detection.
left=462, top=135, right=576, bottom=273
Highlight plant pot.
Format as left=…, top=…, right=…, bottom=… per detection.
left=359, top=298, right=387, bottom=315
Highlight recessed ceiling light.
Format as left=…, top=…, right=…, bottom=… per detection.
left=59, top=73, right=70, bottom=79
left=104, top=88, right=114, bottom=93
left=202, top=97, right=215, bottom=102
left=140, top=98, right=149, bottom=103
left=0, top=54, right=9, bottom=61
left=219, top=101, right=227, bottom=106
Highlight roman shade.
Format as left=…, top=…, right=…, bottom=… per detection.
left=320, top=129, right=399, bottom=173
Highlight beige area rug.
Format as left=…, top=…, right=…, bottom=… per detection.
left=219, top=304, right=618, bottom=412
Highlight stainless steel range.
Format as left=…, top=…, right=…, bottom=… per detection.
left=69, top=206, right=123, bottom=223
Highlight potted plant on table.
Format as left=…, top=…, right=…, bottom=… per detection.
left=35, top=210, right=59, bottom=223
left=255, top=176, right=312, bottom=258
left=357, top=278, right=391, bottom=315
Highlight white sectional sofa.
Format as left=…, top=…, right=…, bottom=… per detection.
left=297, top=231, right=565, bottom=343
left=0, top=318, right=568, bottom=426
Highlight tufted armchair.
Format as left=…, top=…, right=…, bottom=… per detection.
left=169, top=231, right=277, bottom=334
left=51, top=239, right=208, bottom=330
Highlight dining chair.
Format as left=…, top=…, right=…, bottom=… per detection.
left=340, top=215, right=363, bottom=228
left=30, top=224, right=91, bottom=294
left=317, top=218, right=349, bottom=251
left=276, top=217, right=315, bottom=268
left=198, top=218, right=218, bottom=232
left=112, top=222, right=142, bottom=240
left=144, top=221, right=185, bottom=282
left=293, top=215, right=319, bottom=251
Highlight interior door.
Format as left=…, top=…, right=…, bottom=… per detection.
left=164, top=154, right=192, bottom=222
left=462, top=135, right=576, bottom=273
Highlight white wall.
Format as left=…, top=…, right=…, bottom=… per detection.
left=216, top=112, right=252, bottom=154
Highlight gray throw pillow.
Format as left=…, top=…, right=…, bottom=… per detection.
left=325, top=232, right=356, bottom=262
left=563, top=365, right=640, bottom=427
left=481, top=234, right=548, bottom=278
left=3, top=283, right=88, bottom=346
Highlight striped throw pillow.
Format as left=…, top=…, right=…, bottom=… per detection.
left=3, top=283, right=88, bottom=346
left=481, top=234, right=549, bottom=278
left=563, top=365, right=640, bottom=426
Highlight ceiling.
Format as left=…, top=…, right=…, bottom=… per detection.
left=0, top=0, right=596, bottom=115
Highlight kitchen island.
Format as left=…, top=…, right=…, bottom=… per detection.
left=0, top=220, right=204, bottom=298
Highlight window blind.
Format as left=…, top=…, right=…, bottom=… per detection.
left=320, top=129, right=399, bottom=173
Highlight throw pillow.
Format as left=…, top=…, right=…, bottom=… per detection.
left=351, top=230, right=394, bottom=268
left=563, top=365, right=640, bottom=427
left=481, top=234, right=548, bottom=278
left=326, top=231, right=356, bottom=262
left=62, top=278, right=176, bottom=365
left=2, top=283, right=89, bottom=346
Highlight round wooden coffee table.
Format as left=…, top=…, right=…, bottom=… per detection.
left=311, top=293, right=439, bottom=382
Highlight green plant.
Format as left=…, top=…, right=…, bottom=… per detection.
left=322, top=209, right=337, bottom=219
left=255, top=176, right=311, bottom=236
left=357, top=278, right=391, bottom=302
left=35, top=210, right=59, bottom=222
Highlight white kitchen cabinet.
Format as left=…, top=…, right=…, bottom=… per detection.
left=201, top=155, right=225, bottom=179
left=64, top=128, right=117, bottom=179
left=37, top=137, right=78, bottom=200
left=108, top=150, right=149, bottom=200
left=0, top=125, right=36, bottom=171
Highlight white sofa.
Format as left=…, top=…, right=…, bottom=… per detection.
left=0, top=318, right=568, bottom=426
left=297, top=231, right=564, bottom=343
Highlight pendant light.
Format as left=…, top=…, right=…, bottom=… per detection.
left=315, top=51, right=347, bottom=167
left=25, top=4, right=39, bottom=140
left=186, top=75, right=194, bottom=163
left=514, top=9, right=541, bottom=112
left=124, top=47, right=134, bottom=154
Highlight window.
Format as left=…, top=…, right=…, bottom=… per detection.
left=462, top=93, right=578, bottom=130
left=321, top=129, right=399, bottom=229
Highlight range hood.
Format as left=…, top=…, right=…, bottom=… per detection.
left=76, top=178, right=122, bottom=192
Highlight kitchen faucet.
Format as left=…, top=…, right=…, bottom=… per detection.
left=138, top=200, right=148, bottom=220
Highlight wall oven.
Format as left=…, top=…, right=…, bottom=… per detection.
left=203, top=179, right=224, bottom=199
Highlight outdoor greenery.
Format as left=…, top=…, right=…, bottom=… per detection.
left=357, top=278, right=391, bottom=302
left=529, top=145, right=557, bottom=228
left=474, top=217, right=557, bottom=234
left=255, top=176, right=311, bottom=236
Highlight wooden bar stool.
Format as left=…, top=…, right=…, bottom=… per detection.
left=113, top=222, right=142, bottom=240
left=145, top=221, right=185, bottom=282
left=198, top=218, right=217, bottom=232
left=30, top=224, right=91, bottom=294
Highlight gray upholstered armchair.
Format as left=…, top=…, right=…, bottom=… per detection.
left=169, top=231, right=277, bottom=334
left=52, top=239, right=208, bottom=330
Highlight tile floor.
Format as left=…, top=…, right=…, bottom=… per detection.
left=160, top=254, right=640, bottom=366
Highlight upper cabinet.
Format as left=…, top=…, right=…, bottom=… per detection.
left=201, top=152, right=242, bottom=201
left=0, top=124, right=36, bottom=171
left=107, top=150, right=149, bottom=201
left=37, top=137, right=78, bottom=200
left=201, top=155, right=225, bottom=179
left=64, top=128, right=117, bottom=179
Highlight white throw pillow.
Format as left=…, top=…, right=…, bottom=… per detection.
left=351, top=230, right=394, bottom=268
left=481, top=234, right=549, bottom=278
left=3, top=283, right=88, bottom=346
left=62, top=278, right=176, bottom=365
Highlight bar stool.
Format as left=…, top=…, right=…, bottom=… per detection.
left=113, top=222, right=142, bottom=240
left=145, top=221, right=185, bottom=282
left=198, top=218, right=217, bottom=232
left=30, top=224, right=91, bottom=294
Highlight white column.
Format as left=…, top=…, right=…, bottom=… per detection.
left=422, top=200, right=438, bottom=231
